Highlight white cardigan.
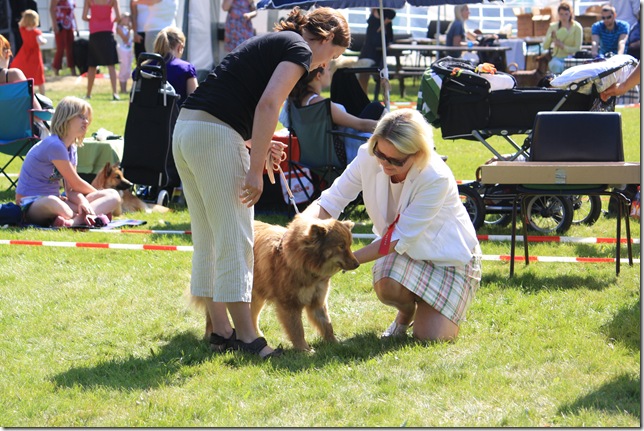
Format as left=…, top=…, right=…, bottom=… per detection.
left=319, top=145, right=479, bottom=267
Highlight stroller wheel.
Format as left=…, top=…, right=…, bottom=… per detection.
left=157, top=189, right=170, bottom=207
left=571, top=195, right=602, bottom=225
left=525, top=195, right=574, bottom=234
left=458, top=185, right=485, bottom=230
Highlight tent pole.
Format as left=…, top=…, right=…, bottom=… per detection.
left=378, top=0, right=390, bottom=110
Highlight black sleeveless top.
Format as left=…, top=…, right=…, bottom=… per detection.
left=182, top=31, right=311, bottom=140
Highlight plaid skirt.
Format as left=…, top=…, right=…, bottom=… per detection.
left=372, top=245, right=482, bottom=324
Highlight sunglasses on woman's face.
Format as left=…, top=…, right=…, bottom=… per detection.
left=373, top=144, right=412, bottom=167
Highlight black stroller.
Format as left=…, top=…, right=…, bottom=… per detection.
left=121, top=53, right=181, bottom=207
left=417, top=55, right=639, bottom=233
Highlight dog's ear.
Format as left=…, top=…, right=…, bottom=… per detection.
left=102, top=162, right=112, bottom=176
left=308, top=223, right=330, bottom=240
left=341, top=219, right=354, bottom=231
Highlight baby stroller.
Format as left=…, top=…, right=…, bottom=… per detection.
left=418, top=55, right=639, bottom=232
left=120, top=52, right=181, bottom=207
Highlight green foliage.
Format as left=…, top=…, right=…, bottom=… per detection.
left=0, top=75, right=639, bottom=427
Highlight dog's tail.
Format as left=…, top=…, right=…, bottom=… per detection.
left=147, top=204, right=171, bottom=214
left=185, top=287, right=206, bottom=311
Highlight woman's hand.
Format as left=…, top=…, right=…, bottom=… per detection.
left=240, top=171, right=264, bottom=207
left=78, top=201, right=94, bottom=217
left=269, top=140, right=287, bottom=167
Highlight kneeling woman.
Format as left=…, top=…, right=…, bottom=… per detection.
left=16, top=96, right=121, bottom=227
left=303, top=109, right=482, bottom=341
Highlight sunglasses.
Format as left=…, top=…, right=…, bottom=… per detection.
left=601, top=15, right=613, bottom=20
left=373, top=144, right=412, bottom=167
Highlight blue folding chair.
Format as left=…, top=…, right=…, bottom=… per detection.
left=0, top=79, right=52, bottom=190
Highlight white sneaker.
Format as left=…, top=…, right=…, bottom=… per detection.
left=382, top=320, right=410, bottom=338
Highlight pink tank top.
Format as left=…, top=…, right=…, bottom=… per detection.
left=89, top=2, right=114, bottom=34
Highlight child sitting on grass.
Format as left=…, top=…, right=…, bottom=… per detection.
left=15, top=96, right=121, bottom=227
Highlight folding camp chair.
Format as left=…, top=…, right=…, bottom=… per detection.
left=0, top=79, right=52, bottom=190
left=286, top=99, right=368, bottom=207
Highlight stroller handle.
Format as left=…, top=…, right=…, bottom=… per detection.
left=135, top=52, right=167, bottom=83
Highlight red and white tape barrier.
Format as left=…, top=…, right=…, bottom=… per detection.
left=90, top=229, right=640, bottom=245
left=0, top=239, right=639, bottom=265
left=353, top=233, right=639, bottom=244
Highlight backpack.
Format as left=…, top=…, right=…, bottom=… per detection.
left=0, top=202, right=22, bottom=226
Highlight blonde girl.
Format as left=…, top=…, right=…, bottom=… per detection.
left=15, top=96, right=121, bottom=227
left=11, top=9, right=47, bottom=95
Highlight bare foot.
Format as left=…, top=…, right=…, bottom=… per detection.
left=52, top=216, right=74, bottom=227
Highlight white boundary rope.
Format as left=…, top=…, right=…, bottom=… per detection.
left=0, top=239, right=638, bottom=265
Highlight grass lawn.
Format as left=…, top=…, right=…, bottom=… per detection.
left=0, top=73, right=640, bottom=427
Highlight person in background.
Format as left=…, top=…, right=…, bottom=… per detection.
left=151, top=26, right=198, bottom=106
left=82, top=0, right=121, bottom=100
left=9, top=0, right=38, bottom=55
left=445, top=4, right=478, bottom=58
left=15, top=96, right=121, bottom=228
left=543, top=2, right=583, bottom=74
left=357, top=8, right=396, bottom=95
left=302, top=109, right=481, bottom=342
left=116, top=12, right=134, bottom=94
left=223, top=0, right=257, bottom=54
left=610, top=0, right=640, bottom=29
left=625, top=9, right=640, bottom=60
left=591, top=4, right=629, bottom=56
left=50, top=0, right=77, bottom=76
left=11, top=9, right=46, bottom=95
left=131, top=0, right=178, bottom=53
left=0, top=34, right=42, bottom=110
left=279, top=64, right=382, bottom=163
left=130, top=0, right=148, bottom=60
left=173, top=6, right=350, bottom=359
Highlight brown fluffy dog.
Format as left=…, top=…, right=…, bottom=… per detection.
left=191, top=214, right=360, bottom=351
left=91, top=162, right=170, bottom=215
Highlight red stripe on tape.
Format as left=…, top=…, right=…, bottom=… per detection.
left=11, top=240, right=43, bottom=246
left=143, top=244, right=181, bottom=251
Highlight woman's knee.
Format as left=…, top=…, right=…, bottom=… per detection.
left=412, top=302, right=459, bottom=342
left=27, top=196, right=72, bottom=222
left=373, top=278, right=416, bottom=306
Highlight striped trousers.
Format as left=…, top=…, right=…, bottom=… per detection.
left=172, top=118, right=254, bottom=302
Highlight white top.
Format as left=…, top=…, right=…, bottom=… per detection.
left=134, top=4, right=149, bottom=31
left=319, top=145, right=479, bottom=266
left=144, top=0, right=177, bottom=32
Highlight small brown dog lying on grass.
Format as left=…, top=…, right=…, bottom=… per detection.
left=190, top=214, right=360, bottom=352
left=91, top=162, right=170, bottom=215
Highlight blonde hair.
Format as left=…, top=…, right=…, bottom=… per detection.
left=454, top=4, right=469, bottom=22
left=0, top=34, right=12, bottom=59
left=18, top=9, right=39, bottom=28
left=50, top=96, right=93, bottom=147
left=367, top=109, right=432, bottom=168
left=118, top=11, right=131, bottom=25
left=274, top=7, right=350, bottom=48
left=153, top=26, right=185, bottom=59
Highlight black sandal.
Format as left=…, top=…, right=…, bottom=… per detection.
left=232, top=336, right=283, bottom=359
left=209, top=329, right=236, bottom=353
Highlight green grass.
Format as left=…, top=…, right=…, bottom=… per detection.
left=0, top=73, right=640, bottom=427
